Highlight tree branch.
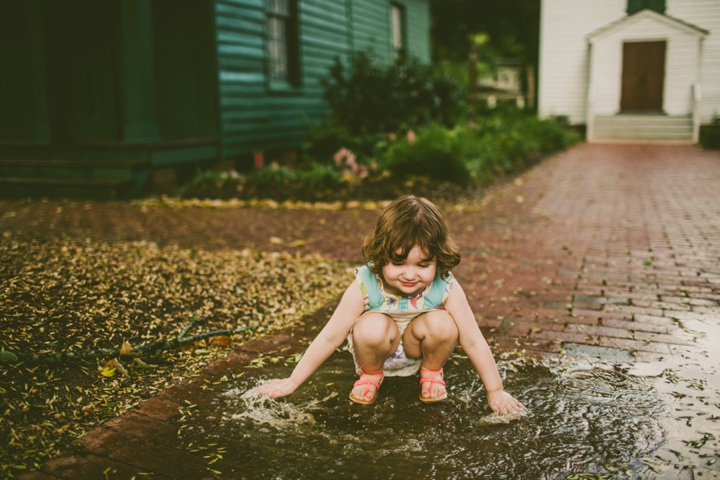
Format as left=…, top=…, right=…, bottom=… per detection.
left=0, top=326, right=257, bottom=365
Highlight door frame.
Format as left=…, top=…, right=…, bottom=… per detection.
left=619, top=40, right=667, bottom=113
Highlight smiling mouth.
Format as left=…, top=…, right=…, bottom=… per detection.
left=400, top=282, right=417, bottom=287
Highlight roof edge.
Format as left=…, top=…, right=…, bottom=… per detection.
left=587, top=9, right=709, bottom=43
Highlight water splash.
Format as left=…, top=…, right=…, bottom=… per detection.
left=225, top=385, right=339, bottom=427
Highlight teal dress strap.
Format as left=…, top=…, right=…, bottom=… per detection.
left=423, top=272, right=454, bottom=309
left=356, top=264, right=383, bottom=310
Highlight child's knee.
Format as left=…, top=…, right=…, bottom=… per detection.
left=423, top=310, right=458, bottom=340
left=353, top=313, right=397, bottom=347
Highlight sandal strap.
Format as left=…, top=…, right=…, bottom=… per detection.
left=419, top=368, right=443, bottom=375
left=419, top=377, right=446, bottom=386
left=353, top=378, right=381, bottom=389
left=354, top=372, right=384, bottom=396
left=419, top=367, right=445, bottom=386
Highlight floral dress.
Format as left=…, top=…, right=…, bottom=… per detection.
left=347, top=264, right=455, bottom=377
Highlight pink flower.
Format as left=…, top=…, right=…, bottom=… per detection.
left=387, top=132, right=396, bottom=141
left=346, top=153, right=356, bottom=166
left=407, top=130, right=417, bottom=143
left=359, top=165, right=368, bottom=178
left=334, top=148, right=351, bottom=165
left=253, top=150, right=264, bottom=169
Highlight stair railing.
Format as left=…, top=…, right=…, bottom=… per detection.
left=692, top=83, right=701, bottom=143
left=586, top=81, right=595, bottom=142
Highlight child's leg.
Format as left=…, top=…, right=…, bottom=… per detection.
left=350, top=313, right=399, bottom=403
left=403, top=310, right=459, bottom=400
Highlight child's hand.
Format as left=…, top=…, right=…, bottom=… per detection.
left=487, top=389, right=526, bottom=415
left=253, top=378, right=299, bottom=398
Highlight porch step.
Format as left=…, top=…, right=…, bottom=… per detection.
left=0, top=159, right=150, bottom=200
left=592, top=115, right=693, bottom=142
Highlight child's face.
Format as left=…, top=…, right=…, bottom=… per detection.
left=381, top=245, right=437, bottom=296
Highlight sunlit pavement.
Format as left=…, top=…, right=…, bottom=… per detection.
left=8, top=143, right=720, bottom=478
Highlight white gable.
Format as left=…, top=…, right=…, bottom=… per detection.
left=588, top=9, right=708, bottom=42
left=538, top=0, right=720, bottom=127
left=589, top=11, right=706, bottom=116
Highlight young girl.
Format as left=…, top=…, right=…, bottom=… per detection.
left=255, top=195, right=525, bottom=414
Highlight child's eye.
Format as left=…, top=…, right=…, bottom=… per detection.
left=418, top=264, right=429, bottom=268
left=391, top=262, right=404, bottom=266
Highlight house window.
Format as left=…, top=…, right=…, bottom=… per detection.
left=627, top=0, right=666, bottom=15
left=266, top=0, right=299, bottom=86
left=391, top=3, right=405, bottom=60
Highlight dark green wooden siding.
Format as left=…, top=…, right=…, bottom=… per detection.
left=215, top=0, right=430, bottom=158
left=401, top=0, right=431, bottom=62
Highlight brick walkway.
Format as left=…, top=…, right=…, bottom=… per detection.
left=457, top=143, right=720, bottom=362
left=13, top=143, right=720, bottom=479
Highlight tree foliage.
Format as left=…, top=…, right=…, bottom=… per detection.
left=430, top=0, right=541, bottom=65
left=321, top=51, right=464, bottom=135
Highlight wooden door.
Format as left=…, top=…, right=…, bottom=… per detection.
left=620, top=41, right=666, bottom=112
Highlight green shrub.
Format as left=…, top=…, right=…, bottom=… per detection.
left=296, top=163, right=341, bottom=191
left=322, top=51, right=464, bottom=135
left=302, top=123, right=386, bottom=167
left=384, top=126, right=470, bottom=183
left=700, top=116, right=720, bottom=149
left=382, top=113, right=579, bottom=184
left=245, top=163, right=296, bottom=189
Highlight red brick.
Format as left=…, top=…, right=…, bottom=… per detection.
left=135, top=396, right=181, bottom=421
left=531, top=330, right=598, bottom=345
left=565, top=324, right=634, bottom=339
left=601, top=318, right=669, bottom=334
left=598, top=337, right=671, bottom=354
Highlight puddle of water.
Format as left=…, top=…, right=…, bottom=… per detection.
left=625, top=316, right=720, bottom=479
left=179, top=355, right=672, bottom=479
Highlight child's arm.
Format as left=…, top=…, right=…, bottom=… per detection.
left=254, top=280, right=365, bottom=398
left=444, top=281, right=526, bottom=415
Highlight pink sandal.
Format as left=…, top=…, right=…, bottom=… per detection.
left=419, top=368, right=447, bottom=403
left=349, top=371, right=384, bottom=405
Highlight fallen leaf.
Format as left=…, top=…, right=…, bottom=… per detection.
left=208, top=336, right=231, bottom=347
left=120, top=340, right=133, bottom=356
left=269, top=237, right=283, bottom=244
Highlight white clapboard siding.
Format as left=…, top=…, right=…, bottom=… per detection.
left=669, top=0, right=720, bottom=123
left=590, top=14, right=703, bottom=116
left=539, top=0, right=719, bottom=126
left=538, top=0, right=625, bottom=123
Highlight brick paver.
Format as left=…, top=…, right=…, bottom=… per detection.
left=452, top=144, right=720, bottom=363
left=7, top=143, right=720, bottom=478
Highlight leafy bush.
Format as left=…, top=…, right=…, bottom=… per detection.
left=700, top=116, right=720, bottom=149
left=302, top=123, right=386, bottom=167
left=383, top=126, right=471, bottom=183
left=245, top=163, right=296, bottom=189
left=382, top=112, right=580, bottom=183
left=296, top=163, right=341, bottom=191
left=322, top=51, right=464, bottom=135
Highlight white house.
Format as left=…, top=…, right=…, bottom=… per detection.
left=538, top=0, right=720, bottom=143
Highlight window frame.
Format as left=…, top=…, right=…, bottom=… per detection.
left=390, top=2, right=406, bottom=61
left=265, top=0, right=301, bottom=91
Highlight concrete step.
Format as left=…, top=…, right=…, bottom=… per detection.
left=592, top=115, right=693, bottom=142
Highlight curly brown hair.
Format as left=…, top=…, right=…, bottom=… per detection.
left=362, top=195, right=461, bottom=279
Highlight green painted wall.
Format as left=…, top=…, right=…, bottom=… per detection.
left=215, top=0, right=431, bottom=158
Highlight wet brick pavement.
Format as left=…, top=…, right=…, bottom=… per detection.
left=8, top=143, right=720, bottom=479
